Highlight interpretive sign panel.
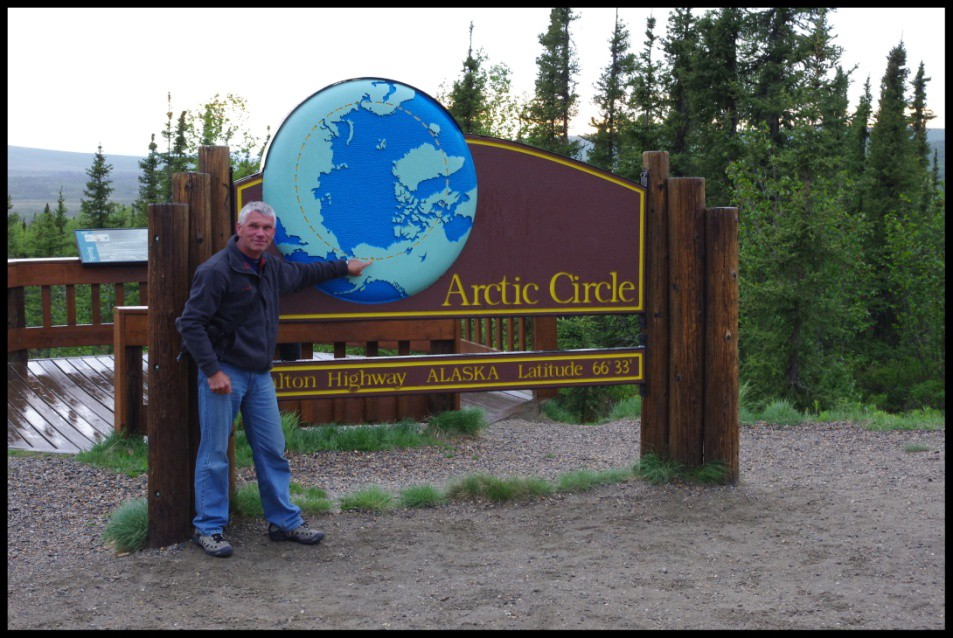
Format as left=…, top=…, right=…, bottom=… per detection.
left=75, top=228, right=148, bottom=264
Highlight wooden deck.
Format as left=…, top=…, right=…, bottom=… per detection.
left=7, top=356, right=537, bottom=455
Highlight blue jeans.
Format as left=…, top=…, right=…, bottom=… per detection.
left=194, top=362, right=303, bottom=535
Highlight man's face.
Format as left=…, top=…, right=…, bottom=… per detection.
left=235, top=211, right=276, bottom=258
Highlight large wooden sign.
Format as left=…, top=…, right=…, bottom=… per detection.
left=236, top=79, right=644, bottom=322
left=238, top=137, right=644, bottom=320
left=231, top=78, right=646, bottom=397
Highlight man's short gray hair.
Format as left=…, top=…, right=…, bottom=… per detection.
left=238, top=201, right=277, bottom=224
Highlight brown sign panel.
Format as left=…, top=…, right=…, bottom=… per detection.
left=236, top=135, right=645, bottom=321
left=271, top=348, right=644, bottom=399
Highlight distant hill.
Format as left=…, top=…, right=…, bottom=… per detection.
left=7, top=130, right=945, bottom=221
left=7, top=146, right=143, bottom=220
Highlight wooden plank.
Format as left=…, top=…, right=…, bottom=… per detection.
left=68, top=356, right=115, bottom=394
left=11, top=361, right=112, bottom=443
left=7, top=402, right=72, bottom=453
left=8, top=362, right=108, bottom=445
left=7, top=380, right=61, bottom=452
left=7, top=374, right=100, bottom=451
left=7, top=420, right=33, bottom=448
left=86, top=354, right=119, bottom=386
left=29, top=359, right=115, bottom=427
left=50, top=358, right=116, bottom=421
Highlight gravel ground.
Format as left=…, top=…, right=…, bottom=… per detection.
left=7, top=417, right=945, bottom=630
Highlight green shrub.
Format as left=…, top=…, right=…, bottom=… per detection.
left=759, top=399, right=804, bottom=426
left=607, top=393, right=642, bottom=420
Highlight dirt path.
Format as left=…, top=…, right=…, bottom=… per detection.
left=7, top=422, right=945, bottom=629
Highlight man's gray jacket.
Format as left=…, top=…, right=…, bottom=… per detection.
left=176, top=235, right=348, bottom=378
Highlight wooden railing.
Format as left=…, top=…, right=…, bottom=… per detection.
left=7, top=258, right=148, bottom=362
left=8, top=257, right=557, bottom=433
left=8, top=258, right=553, bottom=360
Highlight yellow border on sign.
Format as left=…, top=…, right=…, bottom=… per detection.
left=235, top=176, right=263, bottom=207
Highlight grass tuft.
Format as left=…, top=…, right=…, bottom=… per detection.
left=423, top=408, right=488, bottom=438
left=759, top=399, right=804, bottom=426
left=398, top=484, right=447, bottom=508
left=76, top=433, right=148, bottom=477
left=101, top=497, right=149, bottom=553
left=557, top=467, right=633, bottom=492
left=339, top=485, right=395, bottom=513
left=445, top=473, right=554, bottom=502
left=633, top=453, right=729, bottom=485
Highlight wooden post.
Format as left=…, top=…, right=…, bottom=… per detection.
left=667, top=177, right=706, bottom=468
left=428, top=318, right=461, bottom=415
left=113, top=306, right=146, bottom=436
left=531, top=316, right=559, bottom=400
left=147, top=203, right=191, bottom=547
left=704, top=207, right=739, bottom=482
left=173, top=172, right=212, bottom=522
left=7, top=284, right=28, bottom=363
left=198, top=146, right=234, bottom=251
left=640, top=151, right=670, bottom=458
left=197, top=147, right=238, bottom=503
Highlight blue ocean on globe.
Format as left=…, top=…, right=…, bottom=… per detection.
left=263, top=78, right=478, bottom=304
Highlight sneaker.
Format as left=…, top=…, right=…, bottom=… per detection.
left=268, top=522, right=325, bottom=545
left=192, top=530, right=233, bottom=558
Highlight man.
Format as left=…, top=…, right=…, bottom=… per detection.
left=176, top=201, right=371, bottom=557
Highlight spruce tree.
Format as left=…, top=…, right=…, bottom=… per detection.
left=586, top=8, right=636, bottom=174
left=847, top=78, right=873, bottom=175
left=158, top=97, right=193, bottom=201
left=909, top=62, right=937, bottom=217
left=729, top=7, right=868, bottom=409
left=53, top=187, right=74, bottom=255
left=78, top=145, right=117, bottom=229
left=862, top=43, right=920, bottom=348
left=523, top=7, right=582, bottom=158
left=865, top=51, right=945, bottom=410
left=28, top=203, right=61, bottom=257
left=660, top=7, right=700, bottom=170
left=619, top=12, right=665, bottom=177
left=909, top=62, right=934, bottom=173
left=684, top=7, right=745, bottom=205
left=133, top=133, right=162, bottom=227
left=446, top=22, right=491, bottom=135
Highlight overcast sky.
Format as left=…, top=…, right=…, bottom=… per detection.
left=7, top=7, right=946, bottom=158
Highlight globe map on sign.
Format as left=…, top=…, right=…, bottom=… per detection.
left=262, top=78, right=478, bottom=304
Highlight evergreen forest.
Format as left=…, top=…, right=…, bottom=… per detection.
left=7, top=8, right=944, bottom=416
